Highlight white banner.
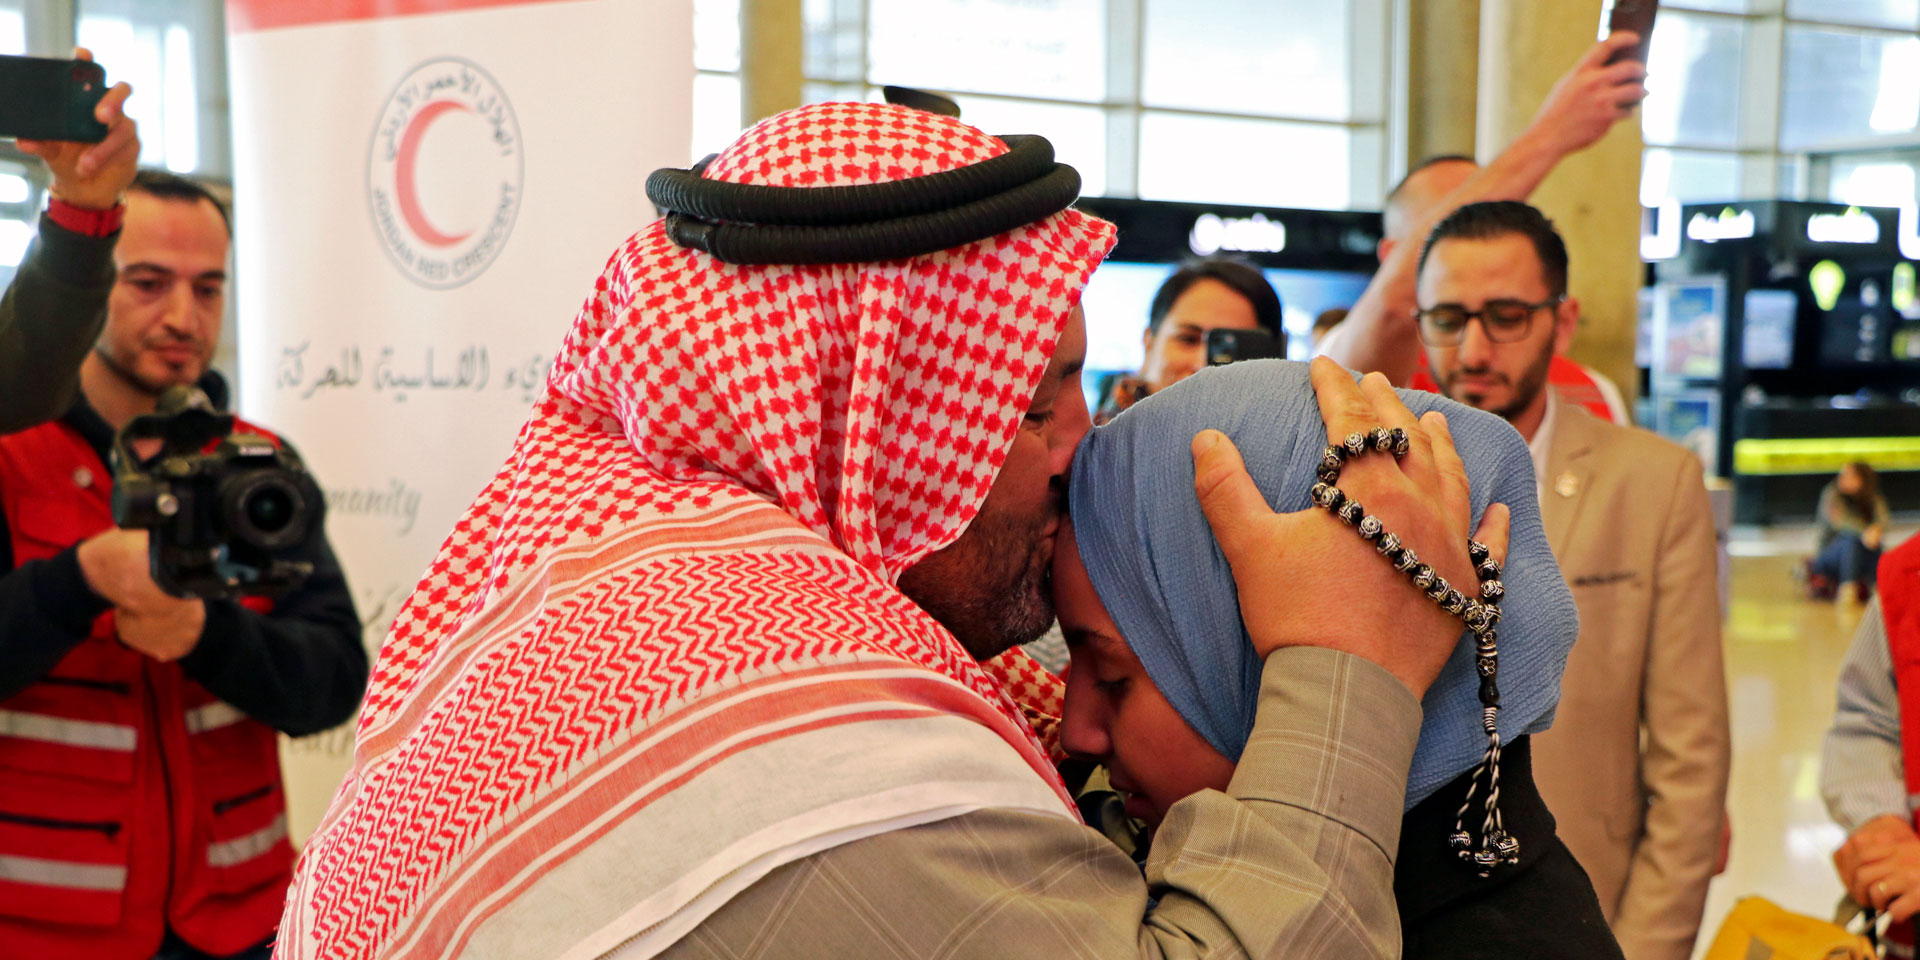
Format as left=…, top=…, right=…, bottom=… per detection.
left=225, top=0, right=692, bottom=843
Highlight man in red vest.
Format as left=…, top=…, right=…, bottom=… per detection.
left=1825, top=533, right=1920, bottom=955
left=0, top=169, right=367, bottom=960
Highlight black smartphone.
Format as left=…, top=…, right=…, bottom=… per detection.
left=1206, top=328, right=1286, bottom=367
left=1601, top=0, right=1659, bottom=65
left=0, top=55, right=109, bottom=143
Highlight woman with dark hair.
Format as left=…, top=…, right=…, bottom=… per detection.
left=1808, top=462, right=1891, bottom=603
left=1059, top=359, right=1622, bottom=958
left=1098, top=258, right=1284, bottom=422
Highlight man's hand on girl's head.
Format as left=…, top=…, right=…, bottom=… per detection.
left=1191, top=357, right=1510, bottom=698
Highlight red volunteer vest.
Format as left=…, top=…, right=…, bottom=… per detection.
left=0, top=417, right=293, bottom=960
left=1883, top=536, right=1920, bottom=953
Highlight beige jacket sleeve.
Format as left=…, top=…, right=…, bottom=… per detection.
left=1612, top=452, right=1732, bottom=960
left=654, top=646, right=1422, bottom=960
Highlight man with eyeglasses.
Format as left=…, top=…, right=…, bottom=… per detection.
left=1414, top=199, right=1730, bottom=960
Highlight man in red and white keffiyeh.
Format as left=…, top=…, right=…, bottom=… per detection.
left=277, top=102, right=1498, bottom=960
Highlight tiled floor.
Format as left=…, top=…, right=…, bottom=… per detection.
left=1691, top=524, right=1916, bottom=956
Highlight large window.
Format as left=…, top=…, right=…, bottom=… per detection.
left=695, top=0, right=1394, bottom=211
left=1641, top=2, right=1920, bottom=211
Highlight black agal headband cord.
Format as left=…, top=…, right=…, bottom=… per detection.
left=646, top=134, right=1081, bottom=265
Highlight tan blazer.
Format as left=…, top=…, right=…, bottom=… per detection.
left=1530, top=405, right=1731, bottom=960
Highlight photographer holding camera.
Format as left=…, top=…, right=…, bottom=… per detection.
left=0, top=171, right=366, bottom=960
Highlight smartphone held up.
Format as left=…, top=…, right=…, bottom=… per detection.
left=0, top=54, right=110, bottom=143
left=1599, top=0, right=1658, bottom=65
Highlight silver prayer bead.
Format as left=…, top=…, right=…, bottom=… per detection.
left=1376, top=532, right=1401, bottom=556
left=1442, top=589, right=1468, bottom=615
left=1479, top=579, right=1505, bottom=602
left=1477, top=558, right=1502, bottom=581
left=1311, top=482, right=1337, bottom=508
left=1494, top=832, right=1521, bottom=864
left=1393, top=548, right=1420, bottom=572
left=1338, top=500, right=1365, bottom=525
left=1463, top=602, right=1491, bottom=632
left=1425, top=576, right=1451, bottom=601
left=1412, top=565, right=1437, bottom=590
left=1369, top=426, right=1393, bottom=451
left=1391, top=428, right=1411, bottom=457
left=1357, top=515, right=1383, bottom=541
left=1468, top=540, right=1490, bottom=564
left=1343, top=432, right=1368, bottom=457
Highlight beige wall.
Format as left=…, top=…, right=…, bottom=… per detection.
left=1406, top=0, right=1481, bottom=167
left=740, top=0, right=803, bottom=127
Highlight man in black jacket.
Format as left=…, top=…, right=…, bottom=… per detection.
left=1, top=47, right=139, bottom=434
left=0, top=170, right=366, bottom=960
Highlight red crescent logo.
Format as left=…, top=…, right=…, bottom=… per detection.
left=394, top=100, right=472, bottom=248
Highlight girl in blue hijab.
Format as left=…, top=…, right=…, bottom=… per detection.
left=1058, top=359, right=1621, bottom=958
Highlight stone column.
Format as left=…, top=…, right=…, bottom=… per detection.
left=1478, top=0, right=1644, bottom=406
left=740, top=0, right=804, bottom=127
left=1405, top=0, right=1481, bottom=168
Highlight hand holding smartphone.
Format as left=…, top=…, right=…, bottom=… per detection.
left=9, top=49, right=139, bottom=211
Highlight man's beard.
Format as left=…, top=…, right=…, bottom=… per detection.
left=95, top=341, right=204, bottom=397
left=897, top=480, right=1063, bottom=662
left=1438, top=341, right=1553, bottom=423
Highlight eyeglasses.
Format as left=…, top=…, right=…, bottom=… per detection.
left=1414, top=297, right=1564, bottom=347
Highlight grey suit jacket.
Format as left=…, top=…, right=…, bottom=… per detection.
left=1529, top=405, right=1732, bottom=960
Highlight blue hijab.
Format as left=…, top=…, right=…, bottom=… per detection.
left=1067, top=360, right=1576, bottom=809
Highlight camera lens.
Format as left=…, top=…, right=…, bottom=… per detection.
left=222, top=471, right=310, bottom=551
left=246, top=486, right=296, bottom=533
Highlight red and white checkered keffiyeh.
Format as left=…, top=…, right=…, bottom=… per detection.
left=276, top=103, right=1116, bottom=960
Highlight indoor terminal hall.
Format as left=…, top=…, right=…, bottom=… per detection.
left=0, top=1, right=1918, bottom=959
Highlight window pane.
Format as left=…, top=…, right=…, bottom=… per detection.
left=1641, top=148, right=1743, bottom=206
left=1137, top=113, right=1352, bottom=210
left=1142, top=0, right=1354, bottom=121
left=76, top=0, right=219, bottom=174
left=1830, top=158, right=1919, bottom=208
left=866, top=0, right=1105, bottom=102
left=1786, top=0, right=1918, bottom=30
left=0, top=2, right=22, bottom=55
left=948, top=94, right=1108, bottom=196
left=1782, top=28, right=1920, bottom=149
left=694, top=0, right=740, bottom=72
left=1641, top=12, right=1745, bottom=149
left=692, top=72, right=743, bottom=162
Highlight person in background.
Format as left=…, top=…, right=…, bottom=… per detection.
left=1822, top=536, right=1920, bottom=947
left=1, top=47, right=138, bottom=434
left=1416, top=200, right=1729, bottom=960
left=1386, top=157, right=1632, bottom=425
left=1311, top=307, right=1348, bottom=349
left=1318, top=31, right=1647, bottom=391
left=1097, top=257, right=1282, bottom=422
left=0, top=171, right=367, bottom=960
left=1806, top=462, right=1891, bottom=604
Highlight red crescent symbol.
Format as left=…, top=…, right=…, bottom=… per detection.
left=395, top=99, right=472, bottom=248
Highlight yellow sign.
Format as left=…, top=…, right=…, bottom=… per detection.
left=1732, top=436, right=1920, bottom=475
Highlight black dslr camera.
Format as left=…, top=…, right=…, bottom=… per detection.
left=111, top=386, right=322, bottom=599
